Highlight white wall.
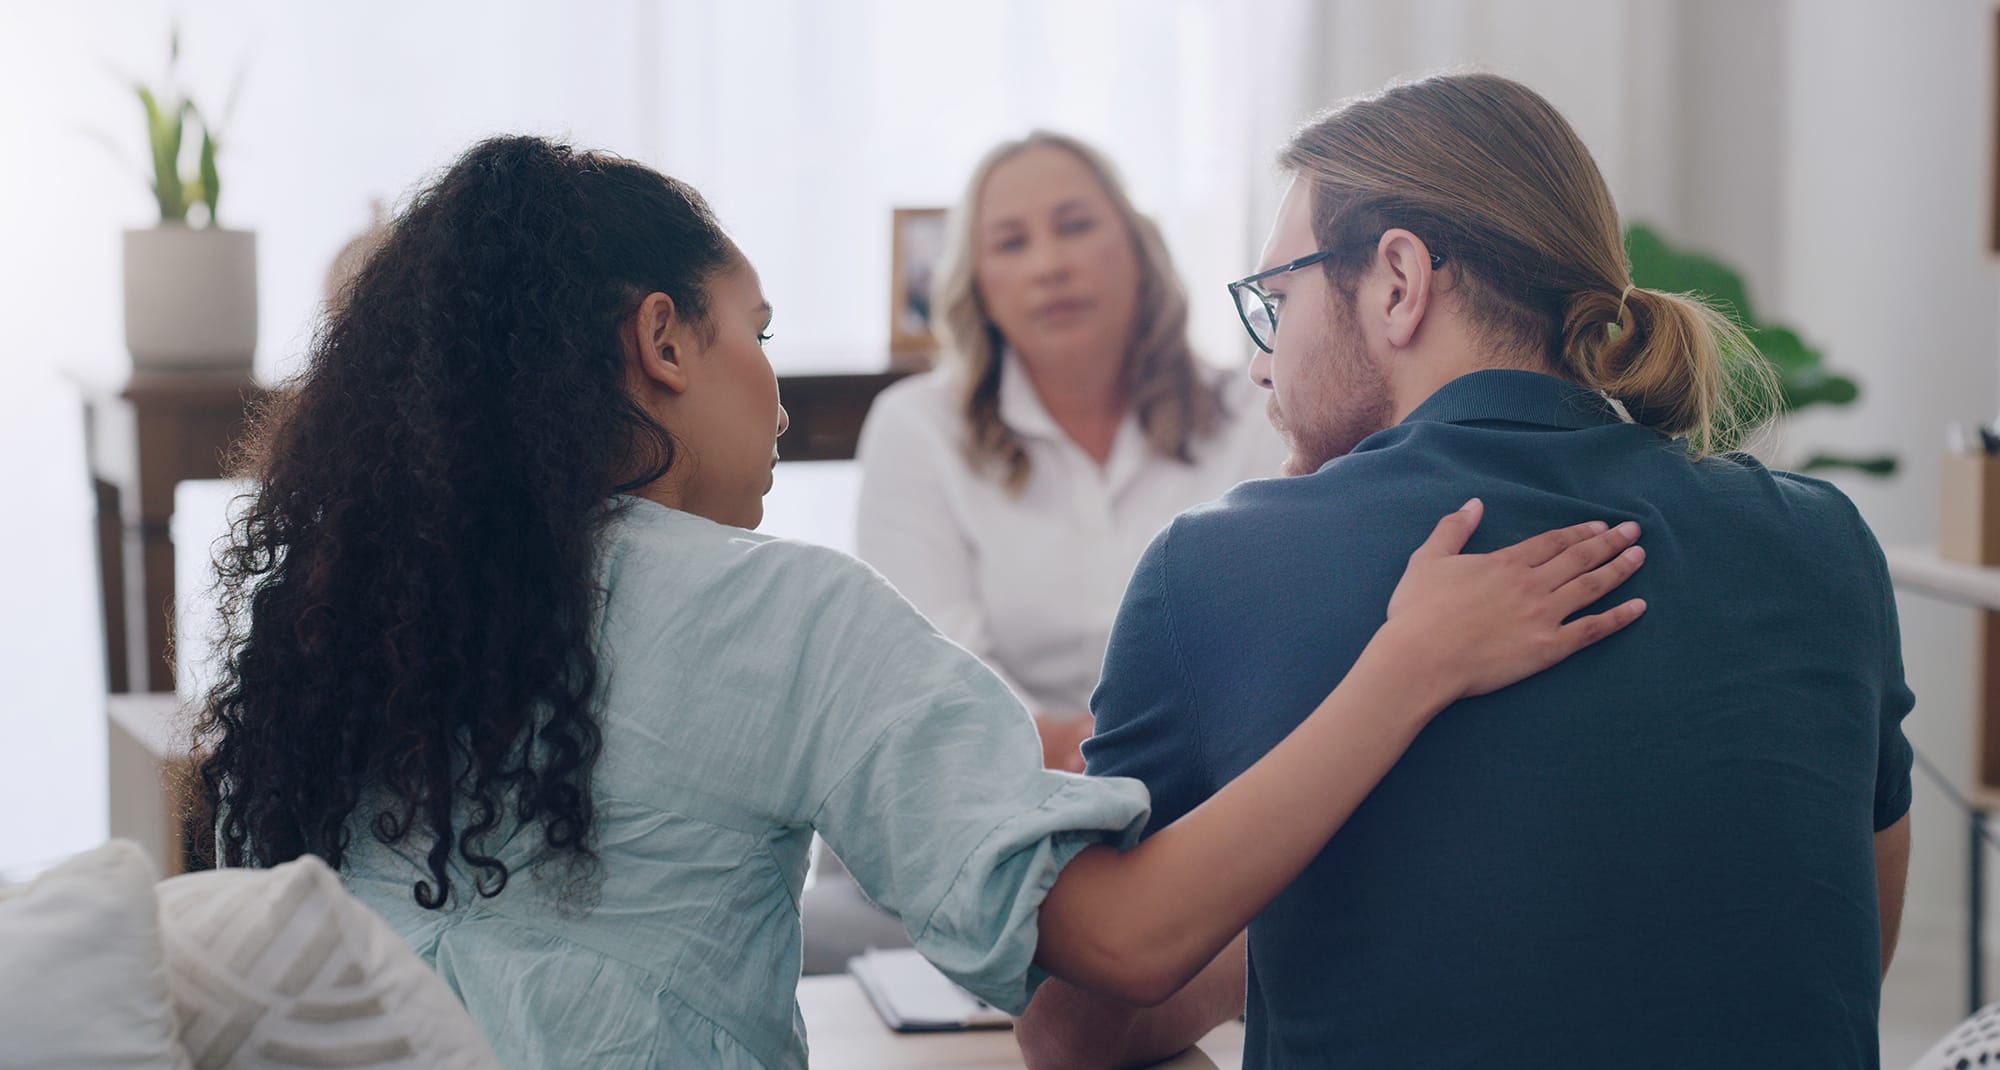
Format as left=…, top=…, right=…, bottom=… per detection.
left=0, top=373, right=109, bottom=878
left=1777, top=0, right=1998, bottom=959
left=0, top=7, right=123, bottom=874
left=1292, top=0, right=1683, bottom=232
left=1671, top=0, right=1789, bottom=301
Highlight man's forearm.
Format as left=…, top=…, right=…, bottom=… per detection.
left=1017, top=933, right=1248, bottom=1070
left=1876, top=814, right=1911, bottom=977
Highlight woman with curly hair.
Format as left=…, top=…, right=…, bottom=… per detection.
left=196, top=134, right=1647, bottom=1069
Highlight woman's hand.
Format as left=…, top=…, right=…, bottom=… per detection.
left=1377, top=498, right=1647, bottom=706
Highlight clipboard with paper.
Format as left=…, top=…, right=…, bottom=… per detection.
left=846, top=948, right=1013, bottom=1033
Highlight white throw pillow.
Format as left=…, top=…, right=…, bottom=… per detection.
left=0, top=839, right=194, bottom=1069
left=157, top=855, right=500, bottom=1070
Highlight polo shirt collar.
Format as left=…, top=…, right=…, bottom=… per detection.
left=997, top=349, right=1154, bottom=492
left=997, top=349, right=1064, bottom=440
left=1400, top=369, right=1625, bottom=431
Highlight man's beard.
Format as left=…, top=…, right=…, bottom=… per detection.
left=1268, top=310, right=1393, bottom=476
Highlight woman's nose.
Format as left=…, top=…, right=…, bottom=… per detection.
left=776, top=403, right=791, bottom=438
left=1028, top=235, right=1072, bottom=282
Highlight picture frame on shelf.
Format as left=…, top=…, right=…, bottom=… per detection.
left=889, top=207, right=947, bottom=369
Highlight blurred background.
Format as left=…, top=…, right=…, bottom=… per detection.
left=2, top=2, right=1995, bottom=1062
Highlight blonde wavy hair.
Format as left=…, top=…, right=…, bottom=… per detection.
left=932, top=132, right=1224, bottom=493
left=1282, top=73, right=1778, bottom=457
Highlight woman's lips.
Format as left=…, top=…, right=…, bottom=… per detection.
left=1033, top=297, right=1094, bottom=325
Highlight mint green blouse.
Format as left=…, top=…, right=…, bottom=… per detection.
left=341, top=497, right=1150, bottom=1069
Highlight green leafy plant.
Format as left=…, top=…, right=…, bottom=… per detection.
left=126, top=27, right=234, bottom=226
left=1624, top=223, right=1895, bottom=477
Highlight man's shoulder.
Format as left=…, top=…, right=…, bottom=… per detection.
left=1138, top=459, right=1450, bottom=634
left=1159, top=475, right=1321, bottom=563
left=1757, top=459, right=1869, bottom=520
left=1696, top=453, right=1884, bottom=566
left=1167, top=437, right=1461, bottom=552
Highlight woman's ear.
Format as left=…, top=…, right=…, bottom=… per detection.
left=627, top=291, right=692, bottom=395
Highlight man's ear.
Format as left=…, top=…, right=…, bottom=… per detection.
left=627, top=291, right=692, bottom=395
left=1376, top=228, right=1436, bottom=350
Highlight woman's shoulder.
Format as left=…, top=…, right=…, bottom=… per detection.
left=860, top=367, right=964, bottom=443
left=603, top=495, right=771, bottom=562
left=876, top=364, right=960, bottom=407
left=604, top=497, right=901, bottom=607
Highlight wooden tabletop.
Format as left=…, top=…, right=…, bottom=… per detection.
left=798, top=974, right=1245, bottom=1070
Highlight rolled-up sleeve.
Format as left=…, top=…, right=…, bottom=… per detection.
left=813, top=714, right=1147, bottom=1011
left=908, top=777, right=1148, bottom=1009
left=798, top=550, right=1149, bottom=1012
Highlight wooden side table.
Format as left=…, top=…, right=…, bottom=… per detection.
left=81, top=370, right=269, bottom=694
left=80, top=369, right=908, bottom=694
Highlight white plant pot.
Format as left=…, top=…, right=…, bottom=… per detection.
left=123, top=225, right=258, bottom=371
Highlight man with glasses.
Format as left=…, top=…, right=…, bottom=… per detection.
left=1017, top=72, right=1911, bottom=1069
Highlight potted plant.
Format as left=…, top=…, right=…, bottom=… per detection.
left=1625, top=224, right=1896, bottom=477
left=120, top=29, right=255, bottom=372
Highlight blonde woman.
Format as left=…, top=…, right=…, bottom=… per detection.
left=856, top=133, right=1285, bottom=772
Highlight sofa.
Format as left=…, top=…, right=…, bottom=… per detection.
left=0, top=840, right=499, bottom=1069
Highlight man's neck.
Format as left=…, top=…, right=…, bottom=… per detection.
left=1389, top=345, right=1560, bottom=425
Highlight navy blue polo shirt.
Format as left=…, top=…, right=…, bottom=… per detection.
left=1086, top=369, right=1914, bottom=1068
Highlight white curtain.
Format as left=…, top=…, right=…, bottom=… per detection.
left=2, top=0, right=1301, bottom=383
left=1279, top=0, right=1684, bottom=231
left=643, top=0, right=1282, bottom=373
left=4, top=0, right=1689, bottom=386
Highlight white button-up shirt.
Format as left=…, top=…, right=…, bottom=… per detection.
left=855, top=355, right=1288, bottom=715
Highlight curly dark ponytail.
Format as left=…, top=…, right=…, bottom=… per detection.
left=196, top=136, right=737, bottom=909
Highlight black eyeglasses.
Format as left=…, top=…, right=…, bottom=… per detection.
left=1227, top=245, right=1447, bottom=354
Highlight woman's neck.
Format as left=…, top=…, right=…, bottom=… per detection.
left=1012, top=347, right=1127, bottom=466
left=629, top=469, right=712, bottom=523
